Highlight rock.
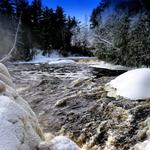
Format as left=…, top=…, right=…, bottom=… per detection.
left=55, top=99, right=67, bottom=107
left=0, top=63, right=12, bottom=78
left=0, top=63, right=44, bottom=150
left=91, top=67, right=128, bottom=78
left=38, top=142, right=51, bottom=150
left=0, top=80, right=6, bottom=93
left=38, top=136, right=81, bottom=150
left=0, top=96, right=42, bottom=150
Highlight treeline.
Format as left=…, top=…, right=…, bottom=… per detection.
left=0, top=0, right=92, bottom=61
left=90, top=0, right=150, bottom=67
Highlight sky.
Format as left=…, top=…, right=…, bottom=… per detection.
left=29, top=0, right=100, bottom=23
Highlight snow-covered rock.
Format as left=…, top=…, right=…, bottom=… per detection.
left=38, top=136, right=81, bottom=150
left=0, top=63, right=44, bottom=150
left=0, top=63, right=14, bottom=88
left=106, top=68, right=150, bottom=100
left=133, top=140, right=150, bottom=150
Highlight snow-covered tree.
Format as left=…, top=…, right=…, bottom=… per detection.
left=91, top=0, right=150, bottom=67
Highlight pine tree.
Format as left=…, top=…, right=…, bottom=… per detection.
left=91, top=0, right=150, bottom=67
left=0, top=0, right=91, bottom=60
left=40, top=7, right=54, bottom=54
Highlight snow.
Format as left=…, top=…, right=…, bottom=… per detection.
left=0, top=62, right=84, bottom=150
left=89, top=61, right=129, bottom=70
left=48, top=59, right=75, bottom=64
left=0, top=96, right=28, bottom=150
left=0, top=62, right=43, bottom=150
left=17, top=52, right=80, bottom=64
left=134, top=140, right=150, bottom=150
left=17, top=49, right=128, bottom=70
left=0, top=95, right=42, bottom=150
left=49, top=136, right=81, bottom=150
left=16, top=49, right=97, bottom=65
left=32, top=51, right=64, bottom=63
left=31, top=53, right=54, bottom=63
left=107, top=68, right=150, bottom=100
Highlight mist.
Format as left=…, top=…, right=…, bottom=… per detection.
left=0, top=18, right=14, bottom=59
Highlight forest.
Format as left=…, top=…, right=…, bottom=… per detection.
left=0, top=0, right=92, bottom=61
left=1, top=0, right=150, bottom=67
left=2, top=1, right=150, bottom=150
left=91, top=0, right=150, bottom=67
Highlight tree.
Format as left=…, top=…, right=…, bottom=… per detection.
left=0, top=0, right=91, bottom=61
left=40, top=7, right=54, bottom=54
left=91, top=0, right=150, bottom=67
left=71, top=20, right=93, bottom=56
left=127, top=11, right=150, bottom=67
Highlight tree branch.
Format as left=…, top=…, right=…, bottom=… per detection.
left=96, top=35, right=120, bottom=51
left=96, top=36, right=113, bottom=46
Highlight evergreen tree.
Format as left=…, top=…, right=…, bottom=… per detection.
left=0, top=0, right=91, bottom=60
left=91, top=0, right=150, bottom=67
left=40, top=7, right=54, bottom=54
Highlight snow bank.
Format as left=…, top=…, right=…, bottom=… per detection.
left=107, top=68, right=150, bottom=100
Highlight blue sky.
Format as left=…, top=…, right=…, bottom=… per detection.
left=29, top=0, right=100, bottom=23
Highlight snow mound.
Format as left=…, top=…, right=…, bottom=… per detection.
left=107, top=68, right=150, bottom=100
